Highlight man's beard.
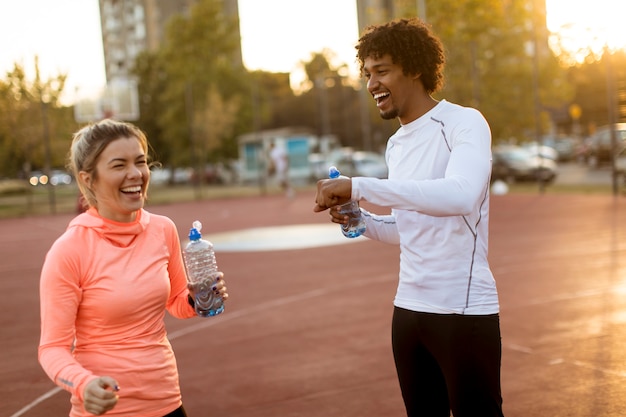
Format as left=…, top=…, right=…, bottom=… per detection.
left=380, top=108, right=398, bottom=120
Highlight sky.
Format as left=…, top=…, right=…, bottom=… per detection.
left=0, top=0, right=359, bottom=100
left=0, top=0, right=624, bottom=103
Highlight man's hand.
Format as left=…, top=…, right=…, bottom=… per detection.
left=313, top=178, right=352, bottom=212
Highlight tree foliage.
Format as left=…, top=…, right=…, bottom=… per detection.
left=566, top=50, right=626, bottom=133
left=399, top=0, right=571, bottom=143
left=2, top=0, right=622, bottom=181
left=550, top=25, right=626, bottom=133
left=133, top=0, right=249, bottom=170
left=128, top=0, right=597, bottom=163
left=0, top=59, right=76, bottom=178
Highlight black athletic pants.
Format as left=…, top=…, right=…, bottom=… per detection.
left=164, top=405, right=188, bottom=417
left=391, top=307, right=504, bottom=417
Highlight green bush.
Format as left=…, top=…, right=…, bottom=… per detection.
left=0, top=180, right=30, bottom=196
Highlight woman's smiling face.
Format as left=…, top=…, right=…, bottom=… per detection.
left=80, top=136, right=150, bottom=223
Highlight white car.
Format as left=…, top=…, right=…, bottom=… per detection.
left=614, top=147, right=626, bottom=184
left=333, top=151, right=388, bottom=179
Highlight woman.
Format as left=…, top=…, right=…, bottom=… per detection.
left=38, top=119, right=228, bottom=416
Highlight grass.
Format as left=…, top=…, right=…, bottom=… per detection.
left=0, top=181, right=302, bottom=219
left=503, top=182, right=616, bottom=195
left=0, top=179, right=621, bottom=220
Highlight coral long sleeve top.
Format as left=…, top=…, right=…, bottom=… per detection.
left=39, top=208, right=196, bottom=417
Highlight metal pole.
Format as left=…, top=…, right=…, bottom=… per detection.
left=41, top=100, right=56, bottom=214
left=605, top=47, right=618, bottom=196
left=358, top=81, right=373, bottom=151
left=251, top=75, right=266, bottom=195
left=531, top=22, right=544, bottom=193
left=185, top=82, right=202, bottom=200
left=417, top=0, right=427, bottom=21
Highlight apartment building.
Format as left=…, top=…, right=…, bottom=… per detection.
left=98, top=0, right=241, bottom=83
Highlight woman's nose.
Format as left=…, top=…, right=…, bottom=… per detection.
left=127, top=165, right=143, bottom=178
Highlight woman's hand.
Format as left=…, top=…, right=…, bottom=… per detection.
left=187, top=272, right=228, bottom=301
left=214, top=273, right=228, bottom=300
left=83, top=376, right=119, bottom=415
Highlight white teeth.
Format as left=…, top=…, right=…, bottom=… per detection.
left=374, top=92, right=390, bottom=100
left=121, top=186, right=141, bottom=193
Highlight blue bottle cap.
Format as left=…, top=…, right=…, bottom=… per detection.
left=328, top=166, right=340, bottom=179
left=188, top=227, right=201, bottom=241
left=189, top=220, right=203, bottom=240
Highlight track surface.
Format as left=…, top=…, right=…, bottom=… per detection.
left=3, top=191, right=626, bottom=417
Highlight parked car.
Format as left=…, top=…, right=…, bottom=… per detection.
left=614, top=147, right=626, bottom=185
left=586, top=123, right=626, bottom=168
left=491, top=145, right=558, bottom=184
left=29, top=170, right=72, bottom=186
left=309, top=150, right=388, bottom=181
left=49, top=170, right=73, bottom=186
left=29, top=171, right=48, bottom=186
left=542, top=137, right=579, bottom=162
left=522, top=142, right=559, bottom=161
left=333, top=151, right=388, bottom=179
left=148, top=166, right=193, bottom=185
left=308, top=153, right=328, bottom=181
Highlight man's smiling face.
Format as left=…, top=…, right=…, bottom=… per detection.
left=363, top=54, right=419, bottom=123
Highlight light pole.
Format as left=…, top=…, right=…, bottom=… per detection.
left=416, top=0, right=427, bottom=21
left=40, top=99, right=56, bottom=214
left=530, top=11, right=545, bottom=193
left=604, top=46, right=619, bottom=196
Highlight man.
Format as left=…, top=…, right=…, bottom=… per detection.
left=268, top=140, right=293, bottom=197
left=313, top=18, right=504, bottom=417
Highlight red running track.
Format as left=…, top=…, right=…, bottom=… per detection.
left=3, top=191, right=626, bottom=416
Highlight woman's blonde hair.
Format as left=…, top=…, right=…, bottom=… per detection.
left=67, top=119, right=150, bottom=209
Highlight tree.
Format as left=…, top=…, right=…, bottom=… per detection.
left=393, top=0, right=571, bottom=143
left=295, top=51, right=379, bottom=150
left=550, top=24, right=626, bottom=133
left=0, top=59, right=75, bottom=178
left=566, top=51, right=626, bottom=133
left=159, top=0, right=247, bottom=165
left=133, top=0, right=249, bottom=172
left=248, top=70, right=295, bottom=131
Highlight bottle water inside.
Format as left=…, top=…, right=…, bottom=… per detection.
left=183, top=221, right=224, bottom=317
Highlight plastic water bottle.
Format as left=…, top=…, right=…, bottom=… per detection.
left=183, top=221, right=224, bottom=317
left=328, top=166, right=366, bottom=238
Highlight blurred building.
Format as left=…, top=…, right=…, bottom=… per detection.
left=355, top=0, right=396, bottom=32
left=98, top=0, right=242, bottom=83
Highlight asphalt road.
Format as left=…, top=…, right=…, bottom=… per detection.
left=555, top=161, right=617, bottom=186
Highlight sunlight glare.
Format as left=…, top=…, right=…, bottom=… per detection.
left=547, top=0, right=626, bottom=62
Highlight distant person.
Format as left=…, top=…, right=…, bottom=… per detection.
left=268, top=140, right=293, bottom=197
left=313, top=18, right=504, bottom=417
left=38, top=119, right=228, bottom=417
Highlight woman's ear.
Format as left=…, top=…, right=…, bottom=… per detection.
left=78, top=171, right=91, bottom=188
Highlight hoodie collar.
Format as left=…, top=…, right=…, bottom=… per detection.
left=69, top=208, right=150, bottom=247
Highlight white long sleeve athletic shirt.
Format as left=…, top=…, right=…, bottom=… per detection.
left=352, top=100, right=499, bottom=315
